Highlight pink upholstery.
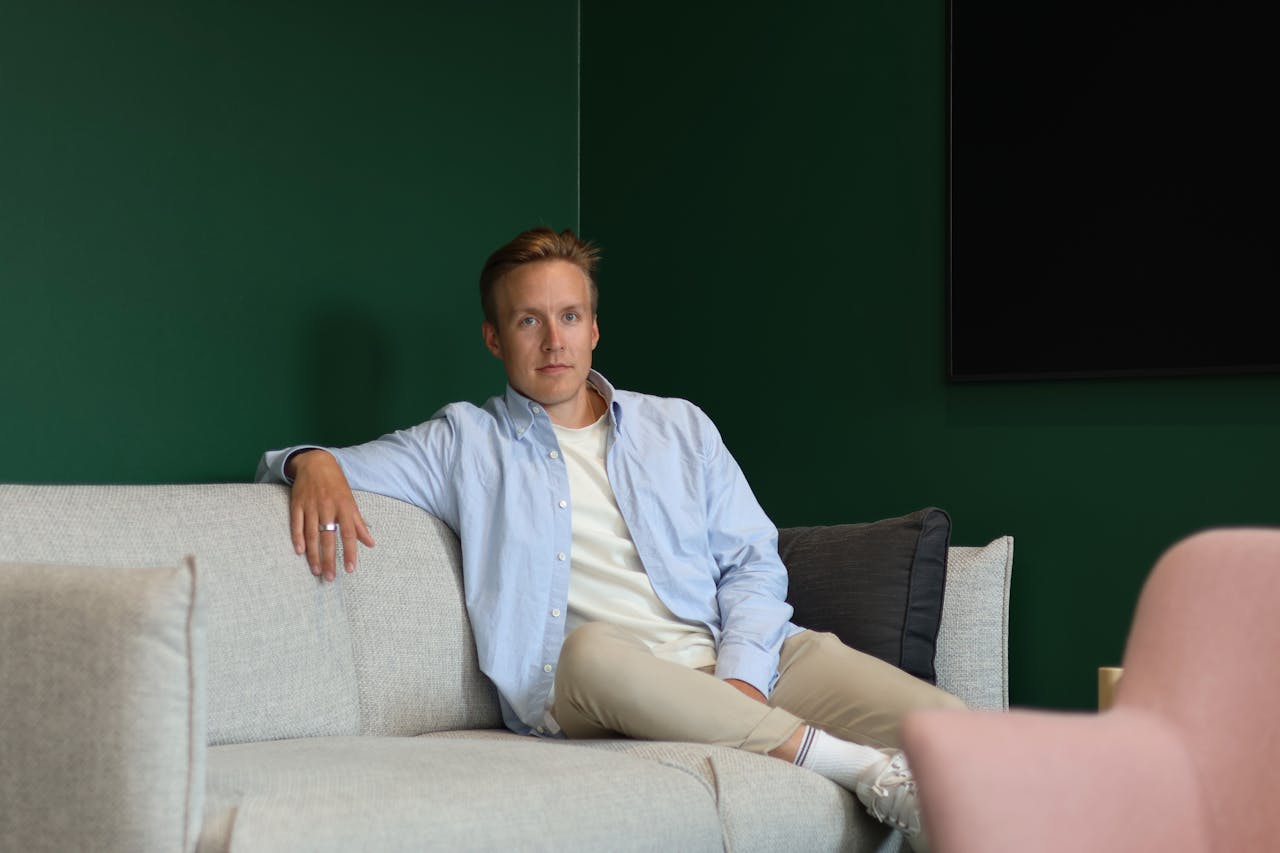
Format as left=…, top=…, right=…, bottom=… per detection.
left=901, top=528, right=1280, bottom=853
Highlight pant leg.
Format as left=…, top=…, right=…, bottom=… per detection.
left=551, top=621, right=803, bottom=754
left=770, top=630, right=967, bottom=750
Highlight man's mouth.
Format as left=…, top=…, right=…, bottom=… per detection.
left=537, top=364, right=571, bottom=374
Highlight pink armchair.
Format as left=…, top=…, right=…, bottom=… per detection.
left=901, top=528, right=1280, bottom=853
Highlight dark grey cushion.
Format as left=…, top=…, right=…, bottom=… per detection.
left=778, top=508, right=951, bottom=684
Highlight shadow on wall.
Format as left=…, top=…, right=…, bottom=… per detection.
left=304, top=303, right=396, bottom=448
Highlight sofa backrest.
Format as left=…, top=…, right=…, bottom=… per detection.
left=0, top=484, right=501, bottom=746
left=1, top=482, right=1011, bottom=743
left=340, top=487, right=502, bottom=735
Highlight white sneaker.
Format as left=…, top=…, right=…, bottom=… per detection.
left=854, top=750, right=929, bottom=852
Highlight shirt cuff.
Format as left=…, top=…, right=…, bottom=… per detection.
left=255, top=446, right=326, bottom=485
left=713, top=642, right=778, bottom=698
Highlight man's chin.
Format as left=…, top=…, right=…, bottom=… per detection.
left=513, top=374, right=585, bottom=408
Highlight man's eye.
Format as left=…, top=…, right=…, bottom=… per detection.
left=519, top=317, right=537, bottom=327
left=564, top=312, right=579, bottom=322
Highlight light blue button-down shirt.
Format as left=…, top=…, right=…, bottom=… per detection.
left=256, top=370, right=800, bottom=735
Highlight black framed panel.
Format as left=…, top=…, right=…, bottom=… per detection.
left=947, top=1, right=1280, bottom=381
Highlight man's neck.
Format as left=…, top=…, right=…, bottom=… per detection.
left=546, top=383, right=604, bottom=429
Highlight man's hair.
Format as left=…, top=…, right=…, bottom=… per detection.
left=479, top=227, right=600, bottom=325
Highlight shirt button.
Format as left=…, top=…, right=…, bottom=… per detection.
left=536, top=726, right=545, bottom=734
left=532, top=405, right=542, bottom=414
left=558, top=500, right=567, bottom=508
left=549, top=450, right=559, bottom=459
left=551, top=608, right=561, bottom=618
left=557, top=552, right=566, bottom=561
left=543, top=664, right=553, bottom=673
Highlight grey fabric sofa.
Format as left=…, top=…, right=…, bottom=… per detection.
left=0, top=483, right=1012, bottom=853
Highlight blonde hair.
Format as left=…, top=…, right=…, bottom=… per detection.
left=479, top=227, right=600, bottom=325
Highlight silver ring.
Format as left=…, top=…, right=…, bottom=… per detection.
left=318, top=522, right=338, bottom=532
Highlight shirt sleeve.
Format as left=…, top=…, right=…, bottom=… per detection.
left=255, top=446, right=324, bottom=485
left=253, top=415, right=462, bottom=531
left=698, top=411, right=795, bottom=697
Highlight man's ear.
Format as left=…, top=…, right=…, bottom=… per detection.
left=482, top=321, right=502, bottom=359
left=591, top=316, right=600, bottom=351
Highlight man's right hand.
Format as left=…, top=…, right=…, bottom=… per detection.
left=286, top=449, right=377, bottom=581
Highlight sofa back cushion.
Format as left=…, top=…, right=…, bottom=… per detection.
left=342, top=490, right=502, bottom=735
left=0, top=483, right=362, bottom=745
left=935, top=536, right=1014, bottom=710
left=0, top=484, right=502, bottom=742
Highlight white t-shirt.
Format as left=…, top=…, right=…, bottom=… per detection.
left=552, top=414, right=717, bottom=670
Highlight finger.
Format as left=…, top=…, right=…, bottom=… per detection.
left=339, top=512, right=359, bottom=574
left=290, top=501, right=306, bottom=556
left=355, top=512, right=376, bottom=549
left=304, top=513, right=322, bottom=577
left=320, top=520, right=338, bottom=582
left=343, top=525, right=358, bottom=571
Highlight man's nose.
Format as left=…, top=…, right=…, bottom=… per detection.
left=543, top=324, right=564, bottom=350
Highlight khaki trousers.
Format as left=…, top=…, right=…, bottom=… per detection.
left=551, top=622, right=965, bottom=755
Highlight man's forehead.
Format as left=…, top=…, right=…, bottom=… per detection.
left=494, top=262, right=592, bottom=312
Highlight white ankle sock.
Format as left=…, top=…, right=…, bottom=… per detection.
left=793, top=726, right=885, bottom=790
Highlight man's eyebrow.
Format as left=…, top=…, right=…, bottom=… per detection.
left=509, top=303, right=588, bottom=315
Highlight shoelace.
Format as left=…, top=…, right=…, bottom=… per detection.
left=866, top=765, right=920, bottom=833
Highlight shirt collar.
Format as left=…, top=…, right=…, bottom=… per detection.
left=504, top=369, right=623, bottom=439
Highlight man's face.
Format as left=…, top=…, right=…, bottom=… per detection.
left=482, top=259, right=600, bottom=424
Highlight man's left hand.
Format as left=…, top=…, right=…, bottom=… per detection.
left=724, top=678, right=767, bottom=704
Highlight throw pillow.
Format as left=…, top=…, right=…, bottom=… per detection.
left=778, top=507, right=951, bottom=683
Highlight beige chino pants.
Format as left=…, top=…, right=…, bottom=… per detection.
left=551, top=622, right=965, bottom=755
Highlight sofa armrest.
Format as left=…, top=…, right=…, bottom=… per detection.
left=0, top=557, right=206, bottom=853
left=936, top=537, right=1013, bottom=710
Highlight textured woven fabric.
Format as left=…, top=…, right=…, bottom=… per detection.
left=339, top=491, right=502, bottom=735
left=0, top=484, right=361, bottom=744
left=0, top=482, right=1013, bottom=852
left=935, top=537, right=1014, bottom=710
left=423, top=732, right=912, bottom=852
left=560, top=738, right=889, bottom=853
left=780, top=508, right=951, bottom=684
left=0, top=557, right=204, bottom=853
left=200, top=735, right=722, bottom=852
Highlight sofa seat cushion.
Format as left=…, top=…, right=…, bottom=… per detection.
left=557, top=739, right=891, bottom=853
left=420, top=731, right=893, bottom=853
left=200, top=735, right=722, bottom=853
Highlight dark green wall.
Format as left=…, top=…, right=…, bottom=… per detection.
left=0, top=1, right=579, bottom=484
left=4, top=0, right=1277, bottom=712
left=580, top=1, right=1280, bottom=709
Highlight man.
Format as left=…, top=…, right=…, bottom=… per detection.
left=257, top=227, right=962, bottom=850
